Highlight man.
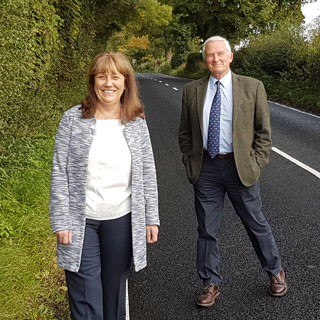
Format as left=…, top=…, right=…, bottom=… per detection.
left=178, top=36, right=287, bottom=307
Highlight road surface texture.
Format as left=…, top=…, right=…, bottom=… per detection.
left=128, top=73, right=320, bottom=320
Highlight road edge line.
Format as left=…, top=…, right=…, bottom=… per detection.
left=272, top=147, right=320, bottom=179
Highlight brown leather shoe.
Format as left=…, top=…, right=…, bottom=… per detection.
left=269, top=269, right=288, bottom=297
left=197, top=285, right=220, bottom=307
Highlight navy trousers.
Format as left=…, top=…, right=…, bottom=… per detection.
left=193, top=151, right=282, bottom=286
left=65, top=214, right=132, bottom=320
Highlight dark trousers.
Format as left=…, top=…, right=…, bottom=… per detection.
left=193, top=152, right=282, bottom=286
left=65, top=214, right=132, bottom=320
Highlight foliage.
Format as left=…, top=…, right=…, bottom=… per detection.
left=0, top=0, right=62, bottom=138
left=307, top=16, right=320, bottom=83
left=93, top=0, right=142, bottom=51
left=232, top=23, right=320, bottom=113
left=164, top=15, right=197, bottom=65
left=0, top=72, right=86, bottom=319
left=0, top=0, right=62, bottom=91
left=162, top=0, right=304, bottom=42
left=52, top=0, right=96, bottom=82
left=127, top=35, right=150, bottom=50
left=171, top=53, right=185, bottom=69
left=129, top=0, right=172, bottom=36
left=106, top=0, right=172, bottom=63
left=185, top=52, right=203, bottom=72
left=0, top=135, right=69, bottom=319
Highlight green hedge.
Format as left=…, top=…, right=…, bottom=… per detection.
left=232, top=26, right=320, bottom=114
left=0, top=0, right=98, bottom=142
left=0, top=0, right=62, bottom=137
left=185, top=51, right=203, bottom=72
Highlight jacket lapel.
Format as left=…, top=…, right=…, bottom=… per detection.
left=196, top=76, right=209, bottom=135
left=232, top=73, right=242, bottom=130
left=123, top=120, right=139, bottom=160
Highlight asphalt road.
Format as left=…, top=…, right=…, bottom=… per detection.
left=128, top=73, right=320, bottom=320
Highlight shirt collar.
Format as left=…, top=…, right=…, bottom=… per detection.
left=209, top=70, right=232, bottom=89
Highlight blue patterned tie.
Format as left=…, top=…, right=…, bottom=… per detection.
left=207, top=80, right=221, bottom=159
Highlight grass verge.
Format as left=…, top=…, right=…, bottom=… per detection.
left=0, top=136, right=69, bottom=319
left=0, top=80, right=86, bottom=319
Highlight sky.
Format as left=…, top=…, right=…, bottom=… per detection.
left=302, top=0, right=320, bottom=24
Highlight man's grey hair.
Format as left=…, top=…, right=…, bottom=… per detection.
left=202, top=36, right=232, bottom=59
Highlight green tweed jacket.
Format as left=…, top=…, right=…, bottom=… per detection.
left=178, top=72, right=271, bottom=187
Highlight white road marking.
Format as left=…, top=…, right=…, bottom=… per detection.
left=126, top=279, right=130, bottom=319
left=270, top=101, right=320, bottom=119
left=272, top=147, right=320, bottom=179
left=139, top=74, right=180, bottom=91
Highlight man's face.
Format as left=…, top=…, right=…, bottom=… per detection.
left=204, top=40, right=233, bottom=79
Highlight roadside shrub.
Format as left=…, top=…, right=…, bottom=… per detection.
left=171, top=53, right=185, bottom=69
left=308, top=30, right=320, bottom=83
left=0, top=0, right=62, bottom=138
left=0, top=0, right=97, bottom=141
left=0, top=0, right=61, bottom=94
left=185, top=52, right=203, bottom=72
left=232, top=25, right=320, bottom=113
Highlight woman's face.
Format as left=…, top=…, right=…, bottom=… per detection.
left=94, top=69, right=125, bottom=108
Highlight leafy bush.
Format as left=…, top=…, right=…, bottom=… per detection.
left=0, top=0, right=62, bottom=138
left=185, top=52, right=203, bottom=72
left=232, top=25, right=320, bottom=114
left=0, top=0, right=61, bottom=93
left=171, top=53, right=186, bottom=69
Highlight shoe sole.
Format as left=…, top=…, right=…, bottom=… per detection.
left=268, top=287, right=288, bottom=297
left=196, top=292, right=220, bottom=307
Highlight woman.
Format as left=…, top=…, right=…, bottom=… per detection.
left=49, top=52, right=159, bottom=320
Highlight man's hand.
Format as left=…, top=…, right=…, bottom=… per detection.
left=55, top=229, right=72, bottom=244
left=146, top=225, right=159, bottom=244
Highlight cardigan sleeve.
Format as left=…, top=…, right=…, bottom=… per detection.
left=141, top=120, right=160, bottom=226
left=49, top=111, right=73, bottom=233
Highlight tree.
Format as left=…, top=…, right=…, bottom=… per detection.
left=52, top=0, right=96, bottom=82
left=162, top=0, right=304, bottom=44
left=106, top=0, right=172, bottom=63
left=162, top=14, right=198, bottom=66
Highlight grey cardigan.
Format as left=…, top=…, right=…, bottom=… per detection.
left=49, top=105, right=159, bottom=272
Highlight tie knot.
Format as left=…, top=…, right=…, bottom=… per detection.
left=216, top=80, right=220, bottom=88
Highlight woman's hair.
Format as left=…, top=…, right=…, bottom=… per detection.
left=81, top=52, right=144, bottom=122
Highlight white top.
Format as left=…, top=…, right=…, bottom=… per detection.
left=202, top=70, right=234, bottom=154
left=85, top=119, right=132, bottom=220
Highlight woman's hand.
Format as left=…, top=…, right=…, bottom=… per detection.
left=146, top=225, right=159, bottom=244
left=55, top=229, right=72, bottom=244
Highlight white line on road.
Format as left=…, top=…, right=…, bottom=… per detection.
left=270, top=101, right=320, bottom=119
left=140, top=75, right=180, bottom=91
left=272, top=147, right=320, bottom=179
left=126, top=279, right=129, bottom=320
